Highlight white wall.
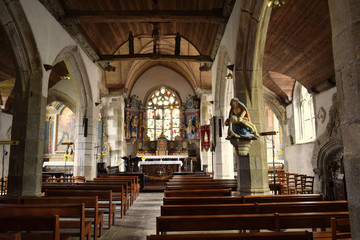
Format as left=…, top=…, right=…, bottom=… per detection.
left=284, top=87, right=338, bottom=193
left=131, top=66, right=194, bottom=102
left=0, top=112, right=12, bottom=178
left=314, top=87, right=337, bottom=137
left=20, top=0, right=101, bottom=101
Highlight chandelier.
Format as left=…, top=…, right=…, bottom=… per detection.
left=268, top=0, right=285, bottom=8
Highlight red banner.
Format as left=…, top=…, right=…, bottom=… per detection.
left=200, top=125, right=210, bottom=151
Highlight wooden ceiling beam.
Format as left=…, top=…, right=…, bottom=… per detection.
left=65, top=10, right=226, bottom=23
left=97, top=53, right=213, bottom=63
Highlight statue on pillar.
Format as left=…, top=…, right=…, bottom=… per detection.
left=225, top=98, right=260, bottom=157
left=225, top=98, right=260, bottom=139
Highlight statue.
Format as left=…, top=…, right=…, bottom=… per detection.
left=225, top=98, right=260, bottom=139
left=130, top=115, right=138, bottom=138
left=186, top=116, right=196, bottom=138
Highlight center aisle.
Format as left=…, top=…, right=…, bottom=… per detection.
left=101, top=192, right=164, bottom=240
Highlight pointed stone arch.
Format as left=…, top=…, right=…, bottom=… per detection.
left=50, top=46, right=97, bottom=179
left=0, top=0, right=44, bottom=195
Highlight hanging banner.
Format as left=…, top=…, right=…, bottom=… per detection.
left=200, top=125, right=210, bottom=151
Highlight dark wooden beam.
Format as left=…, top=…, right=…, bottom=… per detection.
left=65, top=10, right=226, bottom=23
left=97, top=54, right=213, bottom=63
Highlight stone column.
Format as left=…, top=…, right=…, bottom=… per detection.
left=199, top=92, right=213, bottom=173
left=73, top=108, right=97, bottom=180
left=233, top=1, right=271, bottom=195
left=1, top=0, right=44, bottom=196
left=214, top=116, right=235, bottom=179
left=328, top=0, right=360, bottom=237
left=104, top=96, right=126, bottom=171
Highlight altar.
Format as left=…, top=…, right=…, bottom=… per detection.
left=137, top=155, right=186, bottom=180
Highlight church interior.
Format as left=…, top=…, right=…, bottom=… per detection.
left=0, top=0, right=359, bottom=239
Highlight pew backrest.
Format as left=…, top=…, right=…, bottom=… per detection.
left=164, top=189, right=232, bottom=197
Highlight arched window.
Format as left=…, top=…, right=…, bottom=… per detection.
left=146, top=86, right=181, bottom=140
left=293, top=83, right=316, bottom=143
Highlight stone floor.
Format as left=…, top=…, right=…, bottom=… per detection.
left=100, top=192, right=163, bottom=240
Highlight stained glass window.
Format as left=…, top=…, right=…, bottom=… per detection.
left=146, top=86, right=181, bottom=140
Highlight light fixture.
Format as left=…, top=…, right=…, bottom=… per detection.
left=60, top=75, right=70, bottom=81
left=95, top=99, right=103, bottom=107
left=225, top=72, right=233, bottom=80
left=268, top=0, right=285, bottom=8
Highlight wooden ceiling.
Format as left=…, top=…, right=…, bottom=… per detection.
left=0, top=0, right=336, bottom=109
left=263, top=0, right=335, bottom=103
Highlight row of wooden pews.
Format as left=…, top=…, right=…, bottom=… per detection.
left=0, top=175, right=140, bottom=240
left=147, top=174, right=351, bottom=240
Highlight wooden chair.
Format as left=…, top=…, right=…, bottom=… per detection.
left=303, top=176, right=314, bottom=194
left=331, top=217, right=351, bottom=239
left=287, top=173, right=298, bottom=194
left=296, top=174, right=306, bottom=194
left=278, top=171, right=288, bottom=194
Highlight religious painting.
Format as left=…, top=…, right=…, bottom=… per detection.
left=186, top=114, right=196, bottom=139
left=56, top=107, right=76, bottom=152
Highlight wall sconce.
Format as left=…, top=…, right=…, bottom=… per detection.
left=268, top=0, right=285, bottom=8
left=225, top=72, right=233, bottom=80
left=226, top=64, right=234, bottom=80
left=95, top=99, right=103, bottom=107
left=60, top=75, right=70, bottom=81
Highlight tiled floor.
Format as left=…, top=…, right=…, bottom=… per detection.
left=100, top=192, right=163, bottom=240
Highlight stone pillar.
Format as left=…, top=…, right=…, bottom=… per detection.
left=1, top=0, right=44, bottom=196
left=328, top=0, right=360, bottom=237
left=199, top=92, right=213, bottom=173
left=233, top=1, right=271, bottom=195
left=73, top=108, right=97, bottom=180
left=104, top=96, right=127, bottom=171
left=214, top=116, right=235, bottom=179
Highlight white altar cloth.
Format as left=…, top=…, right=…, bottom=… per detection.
left=138, top=160, right=183, bottom=167
left=137, top=155, right=188, bottom=161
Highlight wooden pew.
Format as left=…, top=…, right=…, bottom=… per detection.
left=75, top=182, right=130, bottom=210
left=42, top=183, right=127, bottom=218
left=92, top=178, right=137, bottom=202
left=243, top=194, right=324, bottom=203
left=166, top=179, right=238, bottom=191
left=161, top=201, right=349, bottom=216
left=163, top=196, right=244, bottom=205
left=0, top=204, right=91, bottom=240
left=331, top=217, right=351, bottom=239
left=95, top=175, right=140, bottom=199
left=156, top=212, right=349, bottom=234
left=163, top=194, right=324, bottom=205
left=146, top=231, right=314, bottom=240
left=0, top=232, right=21, bottom=240
left=164, top=189, right=232, bottom=197
left=0, top=216, right=70, bottom=240
left=44, top=189, right=116, bottom=229
left=21, top=196, right=104, bottom=240
left=90, top=178, right=136, bottom=205
left=166, top=184, right=227, bottom=191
